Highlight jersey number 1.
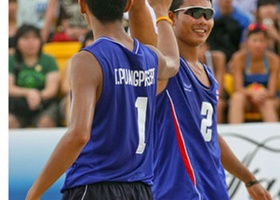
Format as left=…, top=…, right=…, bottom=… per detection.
left=135, top=97, right=148, bottom=154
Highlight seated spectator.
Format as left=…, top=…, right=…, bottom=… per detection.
left=59, top=30, right=94, bottom=126
left=212, top=0, right=257, bottom=21
left=50, top=0, right=90, bottom=42
left=9, top=0, right=17, bottom=55
left=255, top=0, right=280, bottom=55
left=16, top=0, right=57, bottom=43
left=207, top=0, right=252, bottom=63
left=228, top=23, right=279, bottom=123
left=198, top=42, right=227, bottom=124
left=9, top=24, right=60, bottom=128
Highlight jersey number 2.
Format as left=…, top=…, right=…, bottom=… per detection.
left=200, top=102, right=213, bottom=142
left=135, top=97, right=148, bottom=154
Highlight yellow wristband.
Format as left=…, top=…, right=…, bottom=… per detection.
left=156, top=16, right=173, bottom=25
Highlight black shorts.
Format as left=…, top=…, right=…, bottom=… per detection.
left=61, top=182, right=153, bottom=200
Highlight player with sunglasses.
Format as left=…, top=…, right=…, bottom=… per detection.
left=173, top=5, right=215, bottom=20
left=129, top=0, right=272, bottom=199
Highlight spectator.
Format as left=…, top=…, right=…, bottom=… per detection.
left=255, top=0, right=280, bottom=55
left=9, top=0, right=17, bottom=55
left=16, top=0, right=58, bottom=43
left=59, top=30, right=94, bottom=126
left=228, top=23, right=279, bottom=123
left=212, top=0, right=257, bottom=21
left=198, top=41, right=227, bottom=123
left=207, top=0, right=252, bottom=63
left=9, top=24, right=60, bottom=128
left=50, top=0, right=90, bottom=42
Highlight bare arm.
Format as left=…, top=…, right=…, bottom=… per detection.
left=219, top=135, right=272, bottom=200
left=266, top=52, right=280, bottom=98
left=41, top=0, right=57, bottom=42
left=212, top=51, right=226, bottom=98
left=128, top=0, right=157, bottom=47
left=60, top=60, right=71, bottom=96
left=129, top=0, right=179, bottom=93
left=230, top=51, right=248, bottom=94
left=40, top=71, right=60, bottom=100
left=26, top=51, right=102, bottom=200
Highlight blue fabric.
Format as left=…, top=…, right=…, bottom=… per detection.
left=61, top=37, right=158, bottom=192
left=244, top=53, right=270, bottom=87
left=152, top=57, right=229, bottom=200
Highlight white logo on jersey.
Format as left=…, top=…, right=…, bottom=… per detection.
left=115, top=68, right=156, bottom=87
left=184, top=83, right=192, bottom=92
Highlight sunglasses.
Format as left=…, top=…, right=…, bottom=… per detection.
left=247, top=23, right=267, bottom=32
left=173, top=6, right=215, bottom=20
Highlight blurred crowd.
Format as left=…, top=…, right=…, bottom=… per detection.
left=8, top=0, right=280, bottom=128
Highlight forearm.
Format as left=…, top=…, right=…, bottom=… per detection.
left=41, top=0, right=57, bottom=42
left=26, top=131, right=88, bottom=199
left=129, top=0, right=157, bottom=46
left=219, top=135, right=256, bottom=183
left=153, top=7, right=179, bottom=78
left=41, top=73, right=60, bottom=100
left=9, top=86, right=35, bottom=98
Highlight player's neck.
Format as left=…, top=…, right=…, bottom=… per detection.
left=179, top=46, right=199, bottom=64
left=93, top=22, right=134, bottom=51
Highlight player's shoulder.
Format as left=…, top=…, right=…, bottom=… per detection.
left=71, top=50, right=100, bottom=72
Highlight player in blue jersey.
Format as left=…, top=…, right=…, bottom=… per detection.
left=129, top=0, right=272, bottom=199
left=25, top=0, right=179, bottom=199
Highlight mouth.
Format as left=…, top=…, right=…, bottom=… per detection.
left=193, top=29, right=207, bottom=33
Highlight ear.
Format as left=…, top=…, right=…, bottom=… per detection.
left=168, top=11, right=175, bottom=25
left=124, top=0, right=133, bottom=12
left=79, top=0, right=87, bottom=14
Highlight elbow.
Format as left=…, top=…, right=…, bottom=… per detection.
left=67, top=126, right=91, bottom=147
left=168, top=60, right=180, bottom=77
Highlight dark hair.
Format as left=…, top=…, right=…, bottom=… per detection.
left=257, top=0, right=277, bottom=8
left=81, top=31, right=94, bottom=48
left=84, top=0, right=127, bottom=23
left=14, top=24, right=42, bottom=63
left=246, top=23, right=268, bottom=38
left=170, top=0, right=212, bottom=11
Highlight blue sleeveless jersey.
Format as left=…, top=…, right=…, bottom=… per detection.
left=61, top=37, right=158, bottom=192
left=153, top=57, right=229, bottom=200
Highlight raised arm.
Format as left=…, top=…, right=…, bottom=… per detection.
left=129, top=0, right=179, bottom=93
left=129, top=0, right=157, bottom=47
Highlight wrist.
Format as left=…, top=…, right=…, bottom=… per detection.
left=156, top=16, right=173, bottom=26
left=245, top=180, right=260, bottom=188
left=39, top=91, right=44, bottom=101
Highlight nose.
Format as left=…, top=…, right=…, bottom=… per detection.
left=197, top=15, right=207, bottom=24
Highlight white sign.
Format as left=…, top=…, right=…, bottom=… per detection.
left=218, top=122, right=280, bottom=200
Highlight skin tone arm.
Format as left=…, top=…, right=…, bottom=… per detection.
left=265, top=53, right=280, bottom=98
left=129, top=0, right=157, bottom=47
left=9, top=74, right=41, bottom=110
left=60, top=60, right=71, bottom=97
left=41, top=0, right=57, bottom=42
left=129, top=0, right=179, bottom=93
left=146, top=0, right=180, bottom=81
left=230, top=51, right=247, bottom=93
left=219, top=135, right=272, bottom=200
left=40, top=71, right=60, bottom=100
left=212, top=51, right=226, bottom=99
left=25, top=51, right=101, bottom=200
left=9, top=71, right=59, bottom=110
